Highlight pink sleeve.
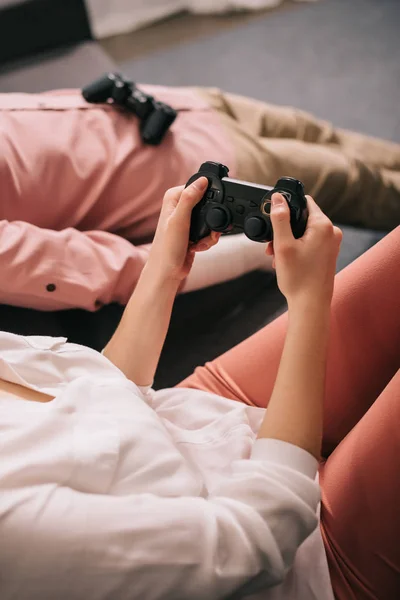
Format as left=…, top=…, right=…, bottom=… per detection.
left=0, top=220, right=152, bottom=311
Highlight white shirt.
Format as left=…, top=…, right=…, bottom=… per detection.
left=0, top=332, right=334, bottom=600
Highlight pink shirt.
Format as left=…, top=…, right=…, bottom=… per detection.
left=0, top=86, right=236, bottom=311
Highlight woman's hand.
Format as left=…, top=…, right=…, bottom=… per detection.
left=259, top=194, right=341, bottom=458
left=146, top=177, right=221, bottom=283
left=266, top=193, right=342, bottom=308
left=102, top=178, right=220, bottom=385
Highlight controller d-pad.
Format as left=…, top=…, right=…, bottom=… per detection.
left=236, top=205, right=245, bottom=215
left=206, top=190, right=215, bottom=199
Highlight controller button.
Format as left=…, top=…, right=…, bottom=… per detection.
left=206, top=206, right=231, bottom=230
left=206, top=190, right=215, bottom=199
left=249, top=201, right=258, bottom=208
left=236, top=205, right=245, bottom=215
left=244, top=216, right=268, bottom=239
left=261, top=200, right=271, bottom=216
left=281, top=191, right=291, bottom=203
left=226, top=196, right=234, bottom=202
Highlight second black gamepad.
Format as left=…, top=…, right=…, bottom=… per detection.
left=186, top=161, right=308, bottom=243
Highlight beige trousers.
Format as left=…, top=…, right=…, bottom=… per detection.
left=199, top=88, right=400, bottom=231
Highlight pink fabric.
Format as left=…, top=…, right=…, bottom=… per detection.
left=0, top=86, right=236, bottom=311
left=179, top=227, right=400, bottom=599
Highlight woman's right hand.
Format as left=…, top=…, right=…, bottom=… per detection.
left=266, top=193, right=342, bottom=308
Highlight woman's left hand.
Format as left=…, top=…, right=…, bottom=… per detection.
left=146, top=177, right=221, bottom=282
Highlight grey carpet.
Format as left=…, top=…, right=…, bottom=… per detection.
left=121, top=0, right=400, bottom=142
left=0, top=42, right=116, bottom=92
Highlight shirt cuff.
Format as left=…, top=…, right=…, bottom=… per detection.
left=250, top=438, right=319, bottom=480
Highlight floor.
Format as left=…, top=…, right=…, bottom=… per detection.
left=101, top=0, right=400, bottom=142
left=100, top=4, right=293, bottom=64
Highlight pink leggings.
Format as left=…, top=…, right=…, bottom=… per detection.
left=178, top=227, right=400, bottom=600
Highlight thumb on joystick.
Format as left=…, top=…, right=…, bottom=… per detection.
left=270, top=193, right=293, bottom=246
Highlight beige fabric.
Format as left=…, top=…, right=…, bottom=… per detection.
left=197, top=88, right=400, bottom=230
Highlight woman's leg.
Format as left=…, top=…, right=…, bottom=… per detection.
left=319, top=369, right=400, bottom=600
left=179, top=226, right=400, bottom=596
left=178, top=226, right=400, bottom=457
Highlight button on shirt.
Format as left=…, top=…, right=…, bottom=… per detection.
left=0, top=86, right=236, bottom=311
left=0, top=332, right=334, bottom=600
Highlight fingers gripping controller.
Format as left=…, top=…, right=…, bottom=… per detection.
left=186, top=162, right=229, bottom=242
left=186, top=162, right=308, bottom=243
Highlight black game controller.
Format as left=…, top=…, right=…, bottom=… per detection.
left=186, top=162, right=308, bottom=243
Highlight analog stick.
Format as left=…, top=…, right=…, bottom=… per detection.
left=244, top=216, right=270, bottom=241
left=205, top=205, right=231, bottom=231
